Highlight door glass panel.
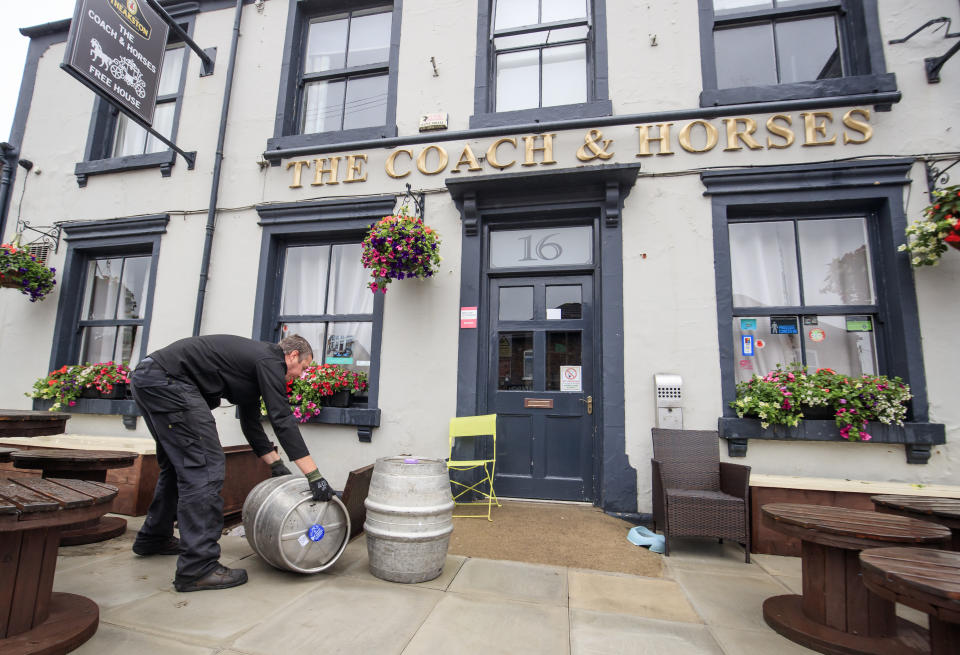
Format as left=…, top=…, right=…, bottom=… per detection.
left=546, top=285, right=581, bottom=319
left=499, top=286, right=534, bottom=320
left=281, top=322, right=326, bottom=363
left=490, top=226, right=593, bottom=268
left=497, top=332, right=533, bottom=390
left=546, top=331, right=582, bottom=391
left=776, top=15, right=841, bottom=83
left=324, top=321, right=373, bottom=374
left=715, top=23, right=777, bottom=88
left=84, top=258, right=123, bottom=320
left=731, top=316, right=802, bottom=383
left=281, top=245, right=330, bottom=315
left=797, top=218, right=875, bottom=306
left=729, top=222, right=800, bottom=307
left=117, top=256, right=150, bottom=319
left=804, top=315, right=877, bottom=376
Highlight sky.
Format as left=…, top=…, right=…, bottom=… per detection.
left=0, top=1, right=79, bottom=141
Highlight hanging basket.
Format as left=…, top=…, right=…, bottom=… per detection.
left=0, top=273, right=24, bottom=289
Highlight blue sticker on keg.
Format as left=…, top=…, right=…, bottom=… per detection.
left=308, top=524, right=325, bottom=542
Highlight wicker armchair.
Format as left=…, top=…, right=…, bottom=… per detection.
left=651, top=428, right=751, bottom=562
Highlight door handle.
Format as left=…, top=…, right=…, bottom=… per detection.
left=580, top=395, right=593, bottom=414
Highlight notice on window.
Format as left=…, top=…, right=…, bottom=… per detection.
left=770, top=316, right=799, bottom=335
left=741, top=335, right=754, bottom=357
left=845, top=316, right=873, bottom=332
left=547, top=308, right=562, bottom=320
left=560, top=365, right=582, bottom=392
left=326, top=357, right=354, bottom=365
left=460, top=306, right=478, bottom=329
left=739, top=318, right=757, bottom=330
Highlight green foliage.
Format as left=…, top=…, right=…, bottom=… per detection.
left=28, top=362, right=131, bottom=411
left=898, top=185, right=960, bottom=267
left=361, top=209, right=441, bottom=293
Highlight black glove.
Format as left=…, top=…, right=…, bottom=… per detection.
left=307, top=474, right=337, bottom=502
left=270, top=460, right=292, bottom=477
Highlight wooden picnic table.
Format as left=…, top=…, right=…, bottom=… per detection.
left=860, top=547, right=960, bottom=655
left=761, top=503, right=950, bottom=655
left=872, top=495, right=960, bottom=551
left=0, top=410, right=71, bottom=438
left=0, top=476, right=117, bottom=655
left=12, top=449, right=137, bottom=546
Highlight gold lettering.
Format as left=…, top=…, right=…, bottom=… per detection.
left=486, top=137, right=517, bottom=170
left=677, top=120, right=719, bottom=153
left=344, top=154, right=368, bottom=183
left=385, top=149, right=413, bottom=178
left=311, top=157, right=340, bottom=185
left=416, top=145, right=448, bottom=175
left=765, top=114, right=794, bottom=149
left=635, top=123, right=675, bottom=157
left=451, top=144, right=483, bottom=173
left=522, top=134, right=557, bottom=166
left=842, top=108, right=872, bottom=144
left=723, top=118, right=763, bottom=151
left=287, top=160, right=310, bottom=188
left=801, top=111, right=836, bottom=146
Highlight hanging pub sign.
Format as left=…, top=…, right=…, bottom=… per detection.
left=62, top=0, right=169, bottom=125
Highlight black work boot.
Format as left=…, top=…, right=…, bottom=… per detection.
left=174, top=564, right=248, bottom=592
left=132, top=536, right=181, bottom=556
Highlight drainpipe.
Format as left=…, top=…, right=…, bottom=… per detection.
left=192, top=0, right=244, bottom=336
left=0, top=143, right=17, bottom=242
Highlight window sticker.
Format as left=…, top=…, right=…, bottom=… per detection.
left=755, top=338, right=765, bottom=349
left=803, top=315, right=819, bottom=326
left=547, top=308, right=562, bottom=320
left=740, top=318, right=757, bottom=330
left=845, top=316, right=873, bottom=332
left=742, top=335, right=754, bottom=356
left=560, top=365, right=582, bottom=392
left=808, top=328, right=826, bottom=342
left=770, top=316, right=799, bottom=335
left=325, top=356, right=354, bottom=365
left=739, top=359, right=754, bottom=370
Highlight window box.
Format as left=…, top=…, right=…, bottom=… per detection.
left=718, top=416, right=946, bottom=464
left=33, top=397, right=139, bottom=417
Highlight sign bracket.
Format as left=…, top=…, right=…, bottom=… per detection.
left=142, top=0, right=217, bottom=76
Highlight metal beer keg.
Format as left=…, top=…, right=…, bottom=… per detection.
left=364, top=456, right=454, bottom=583
left=242, top=475, right=351, bottom=574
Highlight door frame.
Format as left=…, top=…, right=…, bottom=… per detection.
left=446, top=164, right=641, bottom=514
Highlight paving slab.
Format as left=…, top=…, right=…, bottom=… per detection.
left=672, top=569, right=787, bottom=632
left=53, top=549, right=178, bottom=609
left=571, top=609, right=723, bottom=655
left=70, top=623, right=217, bottom=655
left=776, top=575, right=803, bottom=594
left=447, top=558, right=567, bottom=606
left=661, top=539, right=766, bottom=578
left=710, top=626, right=820, bottom=654
left=402, top=592, right=569, bottom=655
left=103, top=555, right=324, bottom=646
left=751, top=553, right=802, bottom=578
left=569, top=569, right=701, bottom=623
left=338, top=535, right=466, bottom=591
left=232, top=575, right=442, bottom=655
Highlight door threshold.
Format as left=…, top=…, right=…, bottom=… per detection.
left=497, top=497, right=593, bottom=507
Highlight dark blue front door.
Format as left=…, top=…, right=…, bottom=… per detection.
left=488, top=275, right=595, bottom=501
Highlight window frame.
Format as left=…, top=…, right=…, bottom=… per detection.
left=253, top=195, right=397, bottom=441
left=42, top=215, right=168, bottom=417
left=267, top=0, right=402, bottom=156
left=470, top=0, right=612, bottom=129
left=703, top=159, right=928, bottom=422
left=697, top=0, right=897, bottom=108
left=73, top=11, right=195, bottom=187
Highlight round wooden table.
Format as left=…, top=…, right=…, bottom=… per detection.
left=860, top=548, right=960, bottom=655
left=0, top=476, right=117, bottom=655
left=12, top=449, right=137, bottom=546
left=872, top=495, right=960, bottom=551
left=0, top=410, right=71, bottom=438
left=761, top=503, right=951, bottom=655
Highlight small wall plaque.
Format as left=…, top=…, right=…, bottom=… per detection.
left=419, top=112, right=448, bottom=132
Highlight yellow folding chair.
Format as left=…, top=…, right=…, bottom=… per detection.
left=447, top=414, right=500, bottom=521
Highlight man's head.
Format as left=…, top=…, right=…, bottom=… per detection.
left=279, top=334, right=313, bottom=381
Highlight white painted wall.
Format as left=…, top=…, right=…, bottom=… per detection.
left=1, top=0, right=957, bottom=499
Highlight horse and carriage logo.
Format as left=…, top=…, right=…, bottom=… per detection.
left=90, top=38, right=147, bottom=98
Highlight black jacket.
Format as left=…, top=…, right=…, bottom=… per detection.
left=149, top=334, right=309, bottom=461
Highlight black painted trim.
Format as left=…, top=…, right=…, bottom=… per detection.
left=253, top=195, right=396, bottom=440
left=697, top=0, right=896, bottom=108
left=470, top=0, right=612, bottom=128
left=704, top=159, right=941, bottom=459
left=446, top=163, right=641, bottom=513
left=34, top=397, right=140, bottom=416
left=267, top=0, right=402, bottom=161
left=47, top=215, right=169, bottom=406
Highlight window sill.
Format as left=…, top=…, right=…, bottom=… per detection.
left=699, top=74, right=898, bottom=109
left=718, top=416, right=945, bottom=464
left=265, top=125, right=398, bottom=165
left=74, top=151, right=178, bottom=187
left=469, top=100, right=613, bottom=129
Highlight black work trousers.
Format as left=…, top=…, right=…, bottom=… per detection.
left=131, top=358, right=225, bottom=582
